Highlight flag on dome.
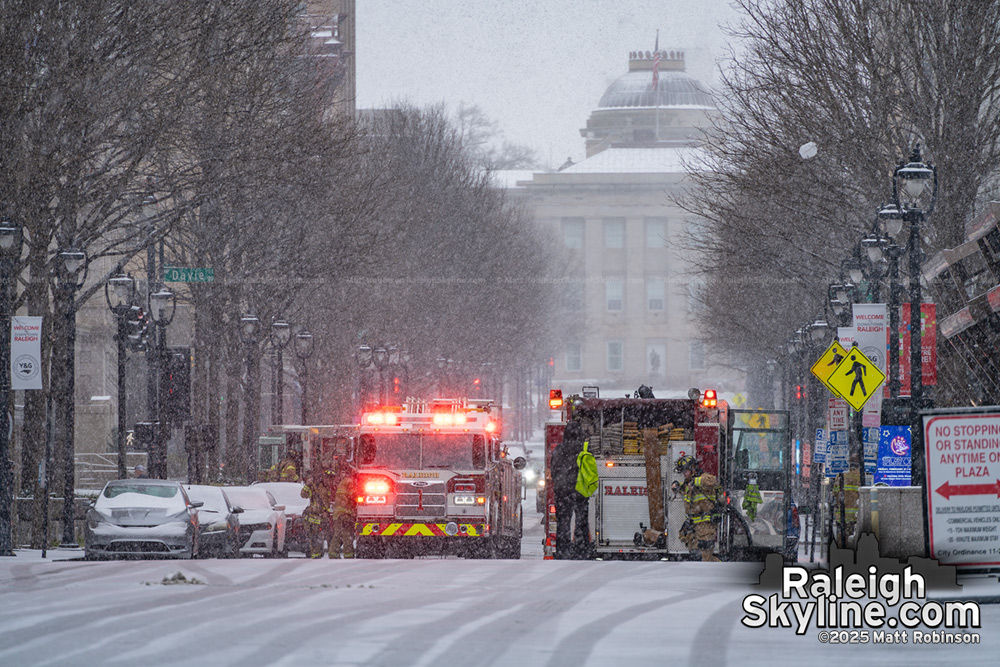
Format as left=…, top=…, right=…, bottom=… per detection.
left=652, top=31, right=660, bottom=91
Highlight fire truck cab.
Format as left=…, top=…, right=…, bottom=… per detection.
left=543, top=388, right=794, bottom=561
left=354, top=398, right=526, bottom=559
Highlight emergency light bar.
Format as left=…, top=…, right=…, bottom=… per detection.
left=549, top=389, right=563, bottom=410
left=702, top=389, right=718, bottom=408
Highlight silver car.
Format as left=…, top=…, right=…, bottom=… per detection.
left=85, top=480, right=202, bottom=560
left=184, top=484, right=242, bottom=558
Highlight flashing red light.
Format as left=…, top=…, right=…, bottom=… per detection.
left=393, top=377, right=400, bottom=393
left=702, top=389, right=718, bottom=409
left=549, top=389, right=563, bottom=410
left=485, top=420, right=497, bottom=433
left=796, top=384, right=804, bottom=401
left=605, top=460, right=615, bottom=467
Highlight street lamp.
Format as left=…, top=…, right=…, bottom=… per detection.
left=105, top=273, right=136, bottom=480
left=269, top=319, right=291, bottom=426
left=295, top=330, right=314, bottom=424
left=55, top=247, right=87, bottom=546
left=891, top=144, right=937, bottom=495
left=0, top=220, right=24, bottom=556
left=239, top=314, right=260, bottom=483
left=373, top=344, right=389, bottom=404
left=147, top=285, right=175, bottom=479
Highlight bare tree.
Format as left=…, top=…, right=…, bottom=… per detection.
left=681, top=0, right=1000, bottom=386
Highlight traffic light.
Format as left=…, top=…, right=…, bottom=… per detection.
left=125, top=305, right=149, bottom=352
left=472, top=377, right=481, bottom=392
left=160, top=347, right=191, bottom=421
left=795, top=384, right=805, bottom=401
left=393, top=376, right=400, bottom=394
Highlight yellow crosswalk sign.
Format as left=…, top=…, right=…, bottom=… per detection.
left=826, top=346, right=886, bottom=411
left=810, top=340, right=849, bottom=397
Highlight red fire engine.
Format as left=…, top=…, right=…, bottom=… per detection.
left=543, top=387, right=795, bottom=561
left=354, top=398, right=526, bottom=559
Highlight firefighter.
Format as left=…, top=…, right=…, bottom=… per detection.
left=300, top=468, right=334, bottom=558
left=279, top=449, right=302, bottom=482
left=674, top=454, right=720, bottom=562
left=552, top=421, right=592, bottom=559
left=329, top=471, right=357, bottom=559
left=838, top=462, right=861, bottom=547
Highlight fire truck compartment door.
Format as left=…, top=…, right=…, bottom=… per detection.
left=594, top=456, right=670, bottom=544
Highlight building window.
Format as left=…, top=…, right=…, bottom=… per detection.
left=563, top=217, right=584, bottom=248
left=646, top=278, right=665, bottom=311
left=645, top=218, right=667, bottom=248
left=604, top=218, right=625, bottom=248
left=689, top=341, right=706, bottom=371
left=565, top=342, right=582, bottom=372
left=606, top=280, right=623, bottom=312
left=607, top=340, right=624, bottom=372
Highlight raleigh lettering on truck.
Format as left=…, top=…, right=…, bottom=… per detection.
left=354, top=397, right=526, bottom=559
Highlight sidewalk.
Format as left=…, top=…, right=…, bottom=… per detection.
left=1, top=546, right=84, bottom=562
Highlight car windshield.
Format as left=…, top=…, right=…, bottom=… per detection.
left=225, top=488, right=272, bottom=510
left=184, top=485, right=228, bottom=513
left=96, top=482, right=184, bottom=510
left=360, top=433, right=485, bottom=469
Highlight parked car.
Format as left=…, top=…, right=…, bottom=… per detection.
left=253, top=481, right=308, bottom=555
left=225, top=486, right=287, bottom=557
left=184, top=484, right=242, bottom=558
left=520, top=459, right=546, bottom=514
left=85, top=480, right=202, bottom=560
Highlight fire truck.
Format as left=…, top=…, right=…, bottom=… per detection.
left=354, top=398, right=526, bottom=559
left=543, top=387, right=795, bottom=561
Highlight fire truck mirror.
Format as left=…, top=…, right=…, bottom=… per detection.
left=512, top=456, right=527, bottom=470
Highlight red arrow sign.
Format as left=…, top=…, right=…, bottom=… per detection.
left=935, top=480, right=1000, bottom=500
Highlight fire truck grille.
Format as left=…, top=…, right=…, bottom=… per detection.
left=396, top=483, right=447, bottom=517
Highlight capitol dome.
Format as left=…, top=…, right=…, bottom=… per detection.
left=580, top=50, right=717, bottom=157
left=598, top=51, right=715, bottom=109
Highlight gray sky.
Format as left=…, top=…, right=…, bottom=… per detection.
left=355, top=1, right=745, bottom=170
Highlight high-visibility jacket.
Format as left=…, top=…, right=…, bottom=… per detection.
left=280, top=460, right=300, bottom=482
left=840, top=469, right=860, bottom=521
left=681, top=473, right=718, bottom=524
left=301, top=478, right=334, bottom=517
left=331, top=477, right=356, bottom=519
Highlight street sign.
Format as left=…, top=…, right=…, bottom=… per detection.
left=826, top=346, right=886, bottom=411
left=826, top=430, right=849, bottom=476
left=810, top=340, right=849, bottom=389
left=925, top=411, right=1000, bottom=568
left=827, top=397, right=848, bottom=431
left=164, top=267, right=214, bottom=283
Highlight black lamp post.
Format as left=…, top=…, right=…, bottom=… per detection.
left=295, top=330, right=314, bottom=424
left=891, top=145, right=937, bottom=494
left=147, top=285, right=175, bottom=479
left=355, top=343, right=373, bottom=412
left=55, top=247, right=86, bottom=546
left=877, top=203, right=906, bottom=401
left=0, top=221, right=24, bottom=556
left=269, top=319, right=291, bottom=426
left=239, top=315, right=260, bottom=483
left=105, top=273, right=136, bottom=480
left=373, top=344, right=389, bottom=405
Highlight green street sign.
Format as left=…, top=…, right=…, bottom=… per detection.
left=164, top=267, right=214, bottom=283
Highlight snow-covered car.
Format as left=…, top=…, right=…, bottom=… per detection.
left=184, top=484, right=242, bottom=558
left=224, top=486, right=287, bottom=558
left=253, top=481, right=308, bottom=555
left=84, top=480, right=202, bottom=560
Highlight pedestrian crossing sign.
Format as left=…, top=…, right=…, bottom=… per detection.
left=810, top=340, right=849, bottom=387
left=825, top=345, right=886, bottom=411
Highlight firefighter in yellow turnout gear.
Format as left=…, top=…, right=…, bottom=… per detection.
left=837, top=463, right=861, bottom=546
left=300, top=469, right=335, bottom=558
left=674, top=455, right=720, bottom=562
left=329, top=474, right=356, bottom=559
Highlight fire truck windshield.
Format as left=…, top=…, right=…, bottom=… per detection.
left=360, top=433, right=487, bottom=469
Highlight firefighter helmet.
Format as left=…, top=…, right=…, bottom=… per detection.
left=674, top=455, right=698, bottom=474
